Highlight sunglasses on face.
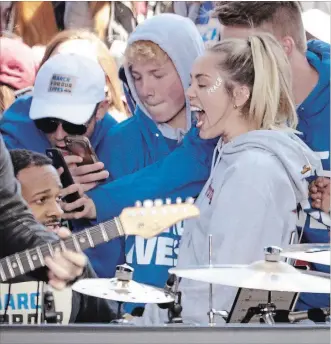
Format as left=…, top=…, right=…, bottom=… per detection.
left=34, top=118, right=91, bottom=135
left=34, top=103, right=100, bottom=135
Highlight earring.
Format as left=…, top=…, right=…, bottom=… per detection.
left=233, top=104, right=238, bottom=109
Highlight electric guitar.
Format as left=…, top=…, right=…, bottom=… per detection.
left=0, top=199, right=199, bottom=283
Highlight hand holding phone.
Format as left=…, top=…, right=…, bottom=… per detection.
left=46, top=148, right=84, bottom=212
left=60, top=184, right=97, bottom=220
left=64, top=136, right=109, bottom=190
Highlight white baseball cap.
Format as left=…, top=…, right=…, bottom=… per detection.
left=29, top=53, right=106, bottom=125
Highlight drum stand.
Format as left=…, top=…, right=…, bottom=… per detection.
left=167, top=276, right=184, bottom=324
left=111, top=264, right=133, bottom=323
left=207, top=235, right=229, bottom=326
left=240, top=291, right=276, bottom=325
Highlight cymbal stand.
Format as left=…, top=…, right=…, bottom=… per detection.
left=240, top=302, right=276, bottom=324
left=167, top=276, right=183, bottom=324
left=114, top=264, right=133, bottom=322
left=207, top=234, right=228, bottom=326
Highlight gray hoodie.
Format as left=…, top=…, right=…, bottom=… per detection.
left=124, top=13, right=205, bottom=141
left=136, top=130, right=322, bottom=325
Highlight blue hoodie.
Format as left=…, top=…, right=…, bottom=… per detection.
left=295, top=40, right=330, bottom=311
left=0, top=95, right=125, bottom=278
left=90, top=14, right=206, bottom=312
left=90, top=39, right=330, bottom=312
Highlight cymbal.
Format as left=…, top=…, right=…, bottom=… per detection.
left=72, top=278, right=174, bottom=304
left=280, top=243, right=330, bottom=266
left=169, top=260, right=330, bottom=293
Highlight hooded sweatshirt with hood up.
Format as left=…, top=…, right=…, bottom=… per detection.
left=87, top=38, right=330, bottom=311
left=135, top=130, right=322, bottom=325
left=90, top=13, right=205, bottom=312
left=294, top=39, right=330, bottom=311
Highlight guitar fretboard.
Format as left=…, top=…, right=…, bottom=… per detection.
left=0, top=218, right=123, bottom=283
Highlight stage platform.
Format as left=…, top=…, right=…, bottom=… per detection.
left=1, top=324, right=329, bottom=344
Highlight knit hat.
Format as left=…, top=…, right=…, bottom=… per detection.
left=0, top=37, right=37, bottom=90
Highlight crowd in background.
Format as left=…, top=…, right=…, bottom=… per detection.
left=0, top=1, right=330, bottom=326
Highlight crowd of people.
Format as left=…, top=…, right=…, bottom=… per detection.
left=0, top=1, right=330, bottom=326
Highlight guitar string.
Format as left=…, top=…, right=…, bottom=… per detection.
left=1, top=209, right=186, bottom=279
left=0, top=218, right=118, bottom=279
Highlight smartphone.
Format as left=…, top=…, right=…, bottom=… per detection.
left=45, top=148, right=84, bottom=212
left=64, top=136, right=99, bottom=166
left=64, top=135, right=106, bottom=183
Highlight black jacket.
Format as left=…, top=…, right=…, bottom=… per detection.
left=0, top=135, right=119, bottom=323
left=0, top=134, right=57, bottom=281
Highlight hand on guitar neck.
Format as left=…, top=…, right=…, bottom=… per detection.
left=45, top=227, right=87, bottom=290
left=0, top=198, right=199, bottom=286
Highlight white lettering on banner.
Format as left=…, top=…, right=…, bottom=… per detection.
left=126, top=223, right=184, bottom=267
left=155, top=237, right=175, bottom=266
left=0, top=282, right=72, bottom=324
left=136, top=237, right=157, bottom=265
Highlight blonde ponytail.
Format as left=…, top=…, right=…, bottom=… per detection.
left=209, top=33, right=298, bottom=131
left=249, top=34, right=298, bottom=130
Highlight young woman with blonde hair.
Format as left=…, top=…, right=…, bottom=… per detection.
left=138, top=33, right=322, bottom=325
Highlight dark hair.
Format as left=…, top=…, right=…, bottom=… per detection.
left=214, top=1, right=306, bottom=54
left=9, top=149, right=52, bottom=177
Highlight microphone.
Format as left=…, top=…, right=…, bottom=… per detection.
left=43, top=285, right=58, bottom=323
left=164, top=274, right=176, bottom=294
left=158, top=274, right=177, bottom=310
left=288, top=308, right=330, bottom=323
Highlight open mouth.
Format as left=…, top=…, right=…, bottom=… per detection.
left=44, top=221, right=61, bottom=232
left=190, top=106, right=206, bottom=128
left=56, top=146, right=70, bottom=156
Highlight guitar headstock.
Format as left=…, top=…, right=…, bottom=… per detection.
left=119, top=198, right=199, bottom=238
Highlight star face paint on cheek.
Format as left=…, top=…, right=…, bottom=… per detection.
left=207, top=77, right=223, bottom=94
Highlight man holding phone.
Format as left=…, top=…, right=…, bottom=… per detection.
left=0, top=53, right=126, bottom=278
left=0, top=135, right=87, bottom=291
left=0, top=53, right=113, bottom=191
left=6, top=149, right=117, bottom=324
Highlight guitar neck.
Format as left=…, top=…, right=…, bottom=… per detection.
left=0, top=217, right=124, bottom=283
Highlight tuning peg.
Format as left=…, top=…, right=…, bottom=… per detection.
left=165, top=198, right=171, bottom=205
left=185, top=197, right=195, bottom=204
left=143, top=199, right=154, bottom=208
left=154, top=199, right=163, bottom=206
left=176, top=197, right=182, bottom=204
left=135, top=201, right=142, bottom=207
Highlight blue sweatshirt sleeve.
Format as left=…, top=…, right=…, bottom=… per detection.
left=87, top=129, right=216, bottom=223
left=1, top=134, right=25, bottom=150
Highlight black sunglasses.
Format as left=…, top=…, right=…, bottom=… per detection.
left=34, top=104, right=99, bottom=135
left=34, top=117, right=90, bottom=135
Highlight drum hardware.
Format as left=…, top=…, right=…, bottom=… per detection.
left=72, top=264, right=174, bottom=310
left=239, top=248, right=285, bottom=325
left=112, top=264, right=134, bottom=319
left=170, top=244, right=330, bottom=325
left=287, top=308, right=330, bottom=323
left=170, top=246, right=330, bottom=294
left=240, top=291, right=276, bottom=325
left=167, top=292, right=183, bottom=324
left=207, top=235, right=229, bottom=326
left=280, top=243, right=330, bottom=266
left=157, top=274, right=184, bottom=324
